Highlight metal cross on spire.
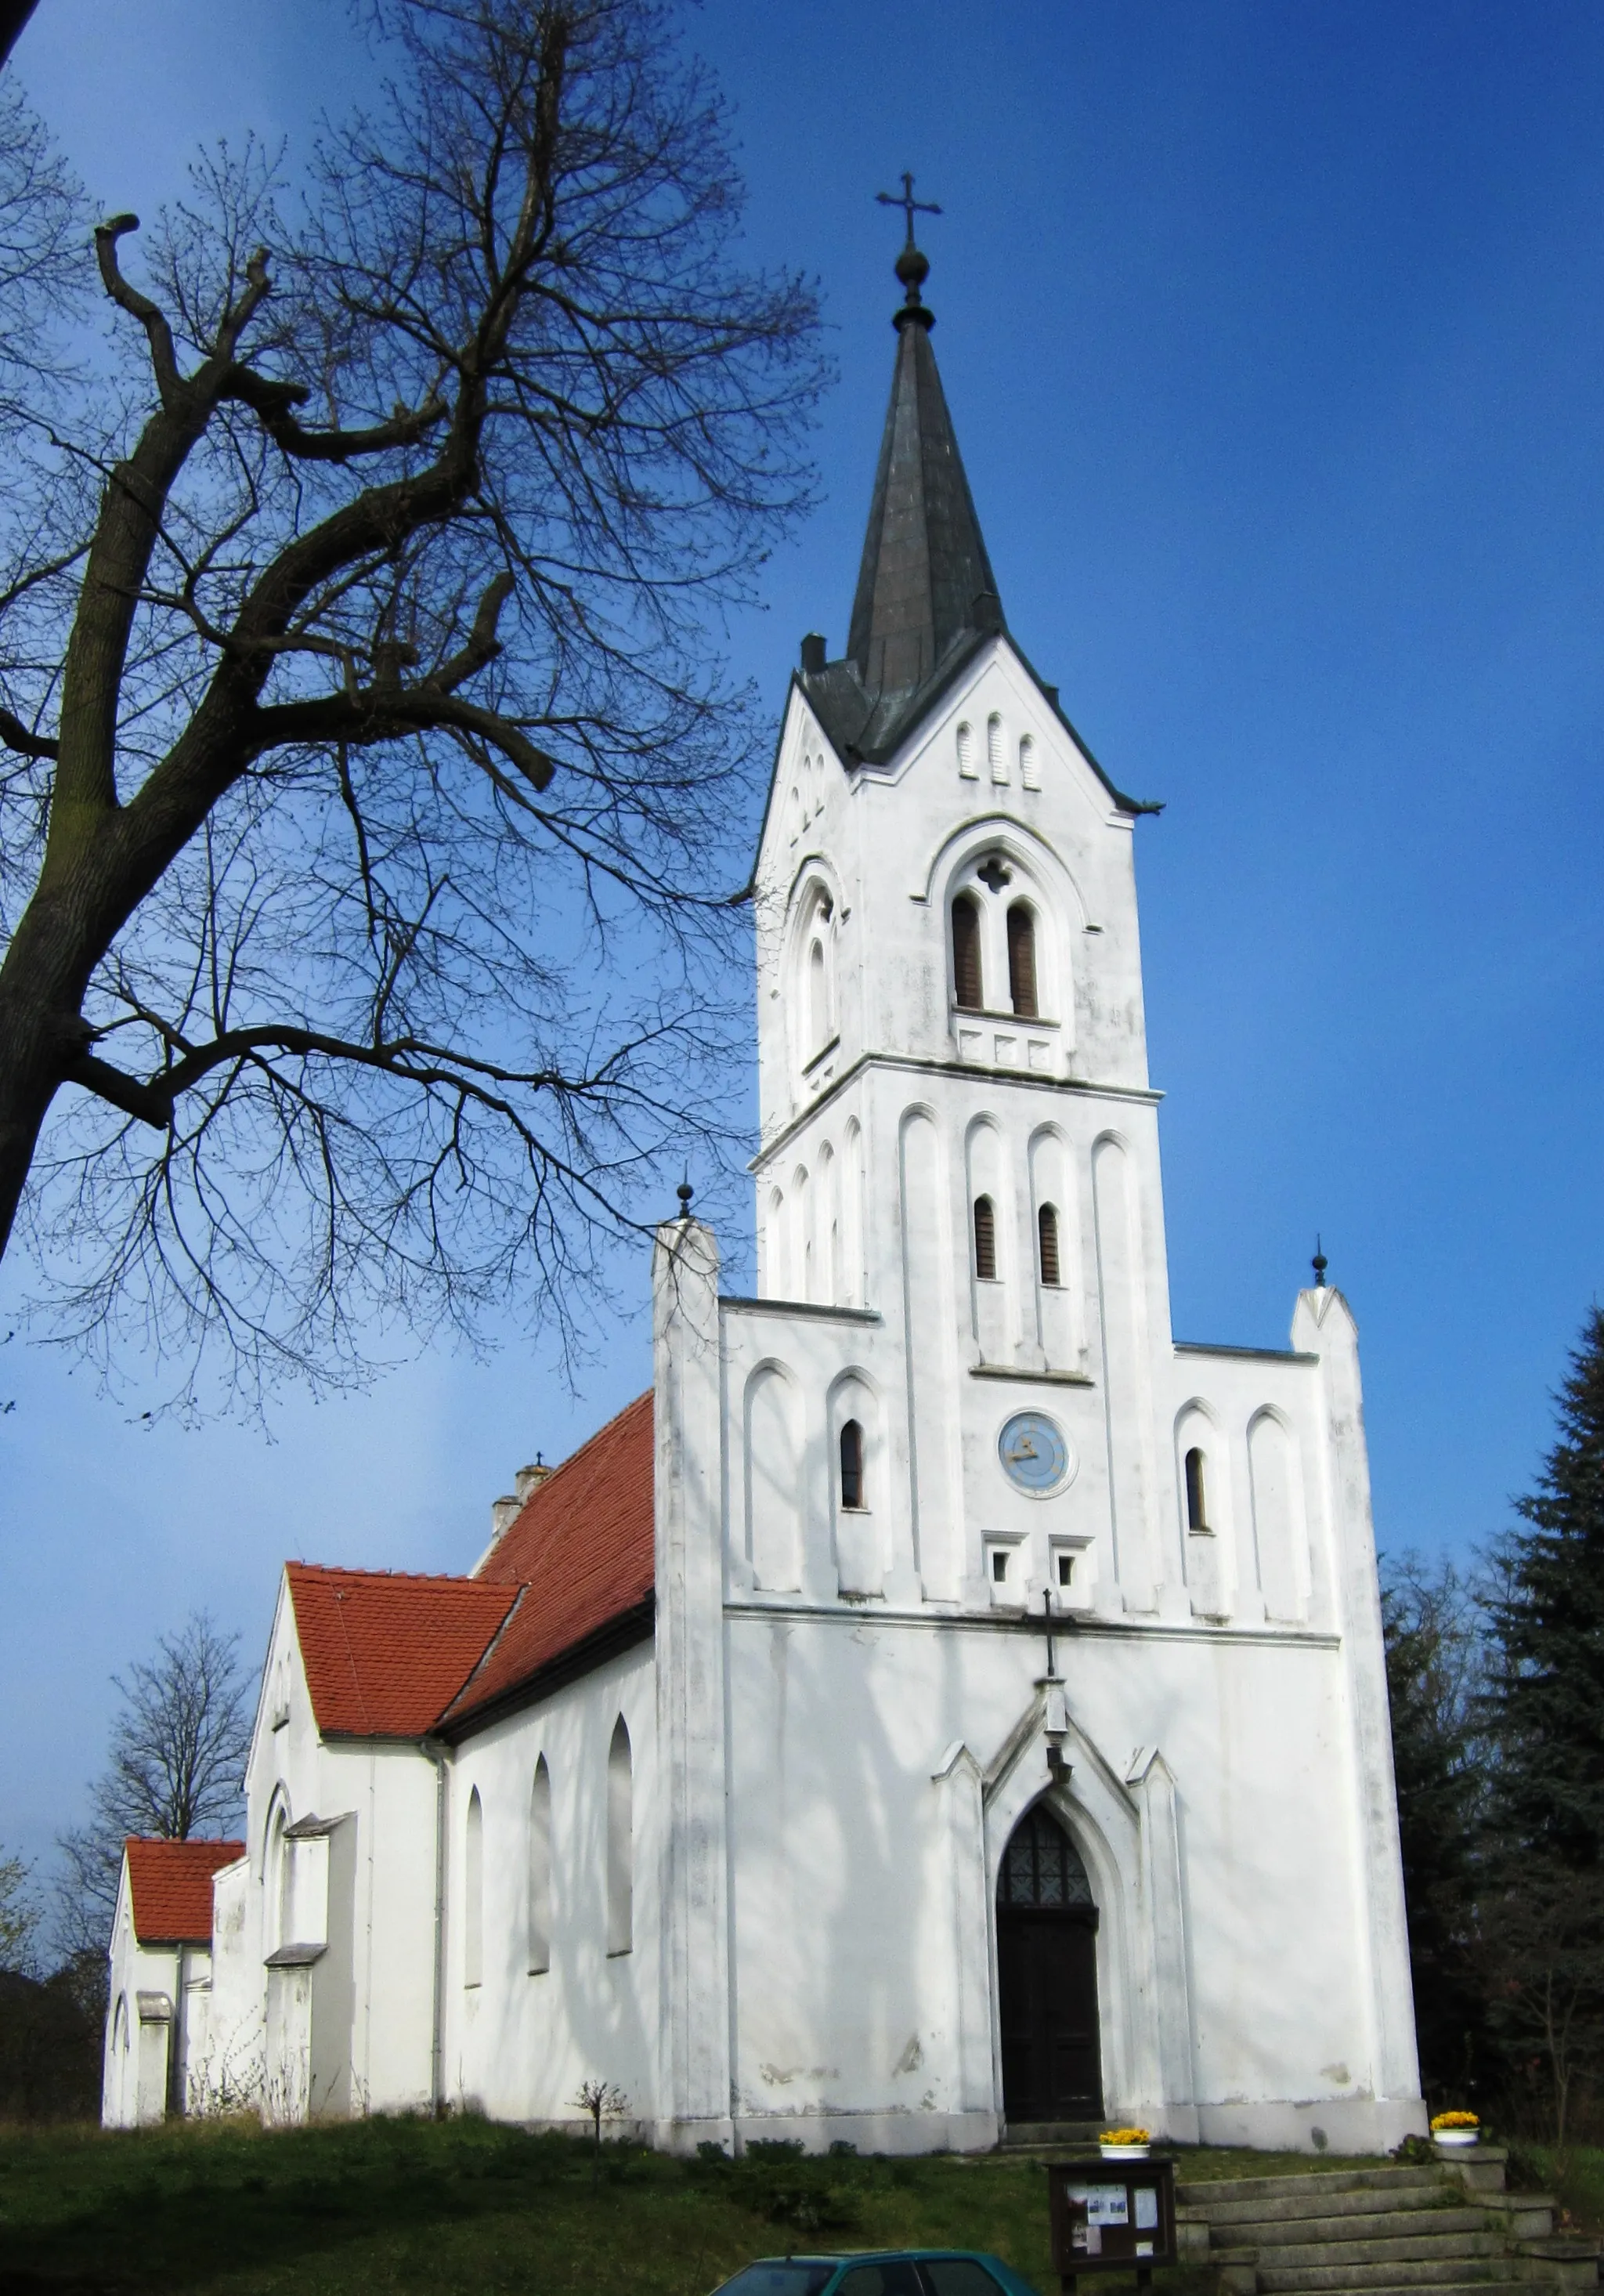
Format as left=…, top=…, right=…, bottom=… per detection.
left=876, top=170, right=941, bottom=248
left=876, top=173, right=941, bottom=317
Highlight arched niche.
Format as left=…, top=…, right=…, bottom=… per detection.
left=1248, top=1407, right=1310, bottom=1623
left=743, top=1361, right=803, bottom=1592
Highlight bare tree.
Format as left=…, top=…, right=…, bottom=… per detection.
left=55, top=1610, right=253, bottom=1960
left=0, top=1846, right=40, bottom=1974
left=0, top=0, right=822, bottom=1408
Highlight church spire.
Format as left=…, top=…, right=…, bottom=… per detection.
left=846, top=186, right=1002, bottom=696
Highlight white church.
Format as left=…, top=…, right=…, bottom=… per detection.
left=103, top=233, right=1427, bottom=2156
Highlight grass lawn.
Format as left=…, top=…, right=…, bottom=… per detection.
left=0, top=2118, right=1390, bottom=2296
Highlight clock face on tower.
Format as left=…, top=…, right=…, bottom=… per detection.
left=998, top=1410, right=1072, bottom=1495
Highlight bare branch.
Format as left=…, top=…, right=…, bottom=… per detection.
left=93, top=213, right=181, bottom=403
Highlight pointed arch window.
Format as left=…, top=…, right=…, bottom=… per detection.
left=606, top=1718, right=632, bottom=1956
left=952, top=895, right=983, bottom=1011
left=527, top=1757, right=551, bottom=1975
left=973, top=1194, right=998, bottom=1282
left=1185, top=1447, right=1209, bottom=1533
left=1038, top=1202, right=1061, bottom=1287
left=1007, top=903, right=1038, bottom=1018
left=464, top=1788, right=484, bottom=1987
left=840, top=1418, right=865, bottom=1510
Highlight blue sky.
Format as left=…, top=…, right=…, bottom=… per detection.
left=3, top=0, right=1602, bottom=1878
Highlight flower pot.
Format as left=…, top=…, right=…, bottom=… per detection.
left=1433, top=2129, right=1478, bottom=2149
left=1100, top=2144, right=1151, bottom=2160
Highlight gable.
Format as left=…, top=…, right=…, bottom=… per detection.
left=286, top=1564, right=518, bottom=1738
left=125, top=1838, right=244, bottom=1945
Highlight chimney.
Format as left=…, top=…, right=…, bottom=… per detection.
left=800, top=632, right=826, bottom=674
left=490, top=1493, right=521, bottom=1542
left=514, top=1459, right=551, bottom=1502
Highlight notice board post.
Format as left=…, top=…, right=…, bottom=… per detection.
left=1047, top=2156, right=1177, bottom=2296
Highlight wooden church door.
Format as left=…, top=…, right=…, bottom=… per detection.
left=996, top=1802, right=1104, bottom=2123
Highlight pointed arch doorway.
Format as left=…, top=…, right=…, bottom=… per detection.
left=996, top=1802, right=1104, bottom=2123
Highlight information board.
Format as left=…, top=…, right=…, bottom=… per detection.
left=1046, top=2156, right=1176, bottom=2290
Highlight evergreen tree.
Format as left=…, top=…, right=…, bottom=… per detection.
left=1483, top=1306, right=1604, bottom=1867
left=1479, top=1306, right=1604, bottom=2140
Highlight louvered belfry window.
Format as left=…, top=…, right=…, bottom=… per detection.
left=973, top=1195, right=997, bottom=1281
left=1038, top=1203, right=1061, bottom=1287
left=952, top=895, right=983, bottom=1011
left=1002, top=1803, right=1096, bottom=1908
left=1007, top=903, right=1038, bottom=1018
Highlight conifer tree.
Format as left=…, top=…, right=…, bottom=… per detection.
left=1483, top=1307, right=1604, bottom=1864
left=1479, top=1306, right=1604, bottom=2140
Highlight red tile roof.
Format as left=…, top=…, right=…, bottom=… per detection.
left=125, top=1838, right=244, bottom=1944
left=446, top=1390, right=655, bottom=1726
left=280, top=1392, right=655, bottom=1741
left=286, top=1564, right=518, bottom=1737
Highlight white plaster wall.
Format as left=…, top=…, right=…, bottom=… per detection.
left=193, top=1575, right=441, bottom=2122
left=721, top=1603, right=1412, bottom=2152
left=440, top=1644, right=659, bottom=2127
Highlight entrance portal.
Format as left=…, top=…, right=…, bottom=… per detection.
left=996, top=1802, right=1104, bottom=2123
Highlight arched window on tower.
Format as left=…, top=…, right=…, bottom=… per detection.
left=1038, top=1202, right=1061, bottom=1287
left=808, top=937, right=829, bottom=1054
left=1007, top=903, right=1038, bottom=1018
left=840, top=1418, right=865, bottom=1510
left=973, top=1195, right=998, bottom=1281
left=527, top=1756, right=551, bottom=1975
left=464, top=1788, right=484, bottom=1987
left=606, top=1718, right=632, bottom=1955
left=957, top=721, right=977, bottom=779
left=1185, top=1447, right=1209, bottom=1533
left=952, top=895, right=983, bottom=1011
left=988, top=712, right=1007, bottom=783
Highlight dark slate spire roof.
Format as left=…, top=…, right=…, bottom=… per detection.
left=845, top=295, right=999, bottom=696
left=791, top=240, right=1159, bottom=814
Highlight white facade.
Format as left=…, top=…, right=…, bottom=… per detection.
left=156, top=266, right=1425, bottom=2154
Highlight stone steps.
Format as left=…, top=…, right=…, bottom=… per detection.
left=1178, top=2149, right=1596, bottom=2296
left=1184, top=2180, right=1449, bottom=2229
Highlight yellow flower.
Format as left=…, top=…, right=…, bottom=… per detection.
left=1099, top=2128, right=1151, bottom=2145
left=1430, top=2111, right=1479, bottom=2130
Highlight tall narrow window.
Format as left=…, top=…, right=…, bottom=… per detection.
left=606, top=1718, right=632, bottom=1955
left=840, top=1419, right=865, bottom=1510
left=952, top=895, right=983, bottom=1011
left=1185, top=1447, right=1209, bottom=1533
left=957, top=721, right=977, bottom=779
left=1038, top=1202, right=1061, bottom=1287
left=464, top=1788, right=484, bottom=1987
left=1007, top=904, right=1038, bottom=1018
left=527, top=1757, right=552, bottom=1975
left=808, top=938, right=828, bottom=1054
left=1019, top=732, right=1041, bottom=790
left=974, top=1195, right=998, bottom=1281
left=988, top=711, right=1007, bottom=782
